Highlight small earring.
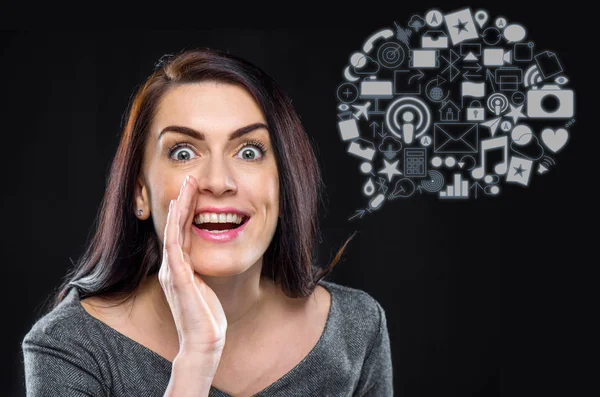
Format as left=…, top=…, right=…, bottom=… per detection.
left=137, top=209, right=143, bottom=216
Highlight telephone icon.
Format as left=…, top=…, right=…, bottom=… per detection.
left=363, top=29, right=394, bottom=53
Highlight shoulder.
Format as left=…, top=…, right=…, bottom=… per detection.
left=318, top=279, right=386, bottom=340
left=21, top=287, right=112, bottom=365
left=22, top=288, right=86, bottom=346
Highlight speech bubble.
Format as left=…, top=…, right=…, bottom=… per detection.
left=504, top=24, right=526, bottom=43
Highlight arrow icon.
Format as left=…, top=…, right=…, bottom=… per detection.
left=409, top=69, right=425, bottom=84
left=480, top=117, right=502, bottom=137
left=486, top=70, right=497, bottom=93
left=463, top=63, right=482, bottom=72
left=348, top=209, right=367, bottom=221
left=369, top=121, right=379, bottom=138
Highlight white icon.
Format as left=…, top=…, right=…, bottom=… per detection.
left=541, top=128, right=569, bottom=153
left=524, top=65, right=543, bottom=88
left=444, top=8, right=479, bottom=46
left=363, top=178, right=375, bottom=196
left=537, top=156, right=555, bottom=175
left=378, top=159, right=403, bottom=182
left=431, top=156, right=443, bottom=167
left=425, top=10, right=443, bottom=27
left=474, top=10, right=488, bottom=28
left=480, top=117, right=502, bottom=137
left=506, top=104, right=527, bottom=123
left=526, top=85, right=574, bottom=118
left=360, top=76, right=393, bottom=115
left=422, top=30, right=449, bottom=48
left=495, top=17, right=507, bottom=28
left=338, top=119, right=360, bottom=141
left=362, top=28, right=395, bottom=53
left=504, top=24, right=526, bottom=43
left=433, top=123, right=478, bottom=153
left=511, top=125, right=533, bottom=146
left=483, top=48, right=512, bottom=66
left=461, top=81, right=486, bottom=108
left=420, top=136, right=432, bottom=146
left=505, top=156, right=533, bottom=186
left=360, top=76, right=393, bottom=98
left=351, top=102, right=372, bottom=121
left=466, top=100, right=485, bottom=121
left=439, top=100, right=461, bottom=121
left=500, top=120, right=513, bottom=132
left=495, top=67, right=523, bottom=91
left=385, top=97, right=432, bottom=144
left=534, top=51, right=564, bottom=79
left=439, top=173, right=469, bottom=198
left=409, top=49, right=440, bottom=68
left=487, top=93, right=509, bottom=116
left=445, top=156, right=457, bottom=167
left=347, top=138, right=376, bottom=161
left=471, top=135, right=509, bottom=180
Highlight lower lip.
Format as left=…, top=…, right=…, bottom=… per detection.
left=192, top=217, right=250, bottom=242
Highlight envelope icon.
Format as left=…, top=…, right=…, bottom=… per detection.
left=422, top=30, right=449, bottom=49
left=434, top=123, right=479, bottom=153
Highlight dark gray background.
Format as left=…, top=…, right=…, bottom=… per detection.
left=2, top=4, right=592, bottom=396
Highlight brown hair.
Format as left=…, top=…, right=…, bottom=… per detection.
left=45, top=47, right=356, bottom=313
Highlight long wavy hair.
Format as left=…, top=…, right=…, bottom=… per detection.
left=44, top=47, right=356, bottom=314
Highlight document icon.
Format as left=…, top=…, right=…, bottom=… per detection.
left=535, top=51, right=563, bottom=78
left=434, top=123, right=479, bottom=153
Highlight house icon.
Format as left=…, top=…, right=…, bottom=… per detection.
left=439, top=100, right=460, bottom=121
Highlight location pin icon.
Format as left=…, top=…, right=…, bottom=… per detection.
left=475, top=10, right=488, bottom=28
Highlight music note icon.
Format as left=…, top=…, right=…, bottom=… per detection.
left=471, top=136, right=508, bottom=180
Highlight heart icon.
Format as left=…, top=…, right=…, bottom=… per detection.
left=541, top=128, right=569, bottom=153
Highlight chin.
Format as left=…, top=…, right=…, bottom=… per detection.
left=189, top=254, right=256, bottom=277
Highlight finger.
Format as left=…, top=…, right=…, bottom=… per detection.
left=164, top=199, right=185, bottom=276
left=182, top=176, right=199, bottom=255
left=176, top=175, right=194, bottom=249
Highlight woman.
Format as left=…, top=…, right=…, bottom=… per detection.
left=22, top=48, right=393, bottom=396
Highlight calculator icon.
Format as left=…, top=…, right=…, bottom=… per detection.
left=404, top=148, right=427, bottom=177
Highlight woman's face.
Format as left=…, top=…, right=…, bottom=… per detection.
left=136, top=81, right=279, bottom=276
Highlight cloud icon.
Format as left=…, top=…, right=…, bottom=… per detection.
left=378, top=137, right=403, bottom=159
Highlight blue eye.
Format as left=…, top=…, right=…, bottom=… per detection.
left=169, top=143, right=197, bottom=163
left=235, top=141, right=267, bottom=162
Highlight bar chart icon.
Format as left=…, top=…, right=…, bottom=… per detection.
left=439, top=173, right=469, bottom=199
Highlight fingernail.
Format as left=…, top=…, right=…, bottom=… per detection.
left=169, top=200, right=174, bottom=210
left=183, top=175, right=189, bottom=188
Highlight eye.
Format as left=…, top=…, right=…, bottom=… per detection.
left=235, top=140, right=267, bottom=162
left=169, top=142, right=197, bottom=163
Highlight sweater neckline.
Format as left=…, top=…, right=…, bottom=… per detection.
left=69, top=280, right=336, bottom=397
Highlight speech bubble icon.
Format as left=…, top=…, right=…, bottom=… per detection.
left=504, top=24, right=526, bottom=43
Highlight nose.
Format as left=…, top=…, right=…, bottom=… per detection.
left=195, top=155, right=237, bottom=196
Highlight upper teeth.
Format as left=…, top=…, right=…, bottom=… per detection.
left=194, top=213, right=245, bottom=224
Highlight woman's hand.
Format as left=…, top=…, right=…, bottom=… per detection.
left=159, top=175, right=227, bottom=363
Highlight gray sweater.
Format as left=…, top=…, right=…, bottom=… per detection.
left=21, top=280, right=393, bottom=396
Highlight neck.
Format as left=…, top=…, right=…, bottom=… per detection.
left=139, top=261, right=277, bottom=340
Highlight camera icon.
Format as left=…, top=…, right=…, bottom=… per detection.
left=527, top=84, right=574, bottom=118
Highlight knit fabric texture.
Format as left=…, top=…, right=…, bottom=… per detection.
left=22, top=280, right=393, bottom=396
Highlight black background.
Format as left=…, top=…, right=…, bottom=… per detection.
left=2, top=3, right=593, bottom=396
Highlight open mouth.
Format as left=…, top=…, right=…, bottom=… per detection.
left=192, top=216, right=250, bottom=232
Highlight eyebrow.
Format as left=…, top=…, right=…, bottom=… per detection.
left=158, top=123, right=269, bottom=142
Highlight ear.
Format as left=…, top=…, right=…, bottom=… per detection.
left=134, top=174, right=151, bottom=220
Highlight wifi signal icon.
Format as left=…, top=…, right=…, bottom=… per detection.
left=524, top=65, right=544, bottom=88
left=538, top=156, right=556, bottom=175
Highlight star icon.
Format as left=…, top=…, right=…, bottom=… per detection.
left=513, top=164, right=527, bottom=177
left=506, top=104, right=527, bottom=124
left=453, top=19, right=469, bottom=34
left=378, top=159, right=403, bottom=182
